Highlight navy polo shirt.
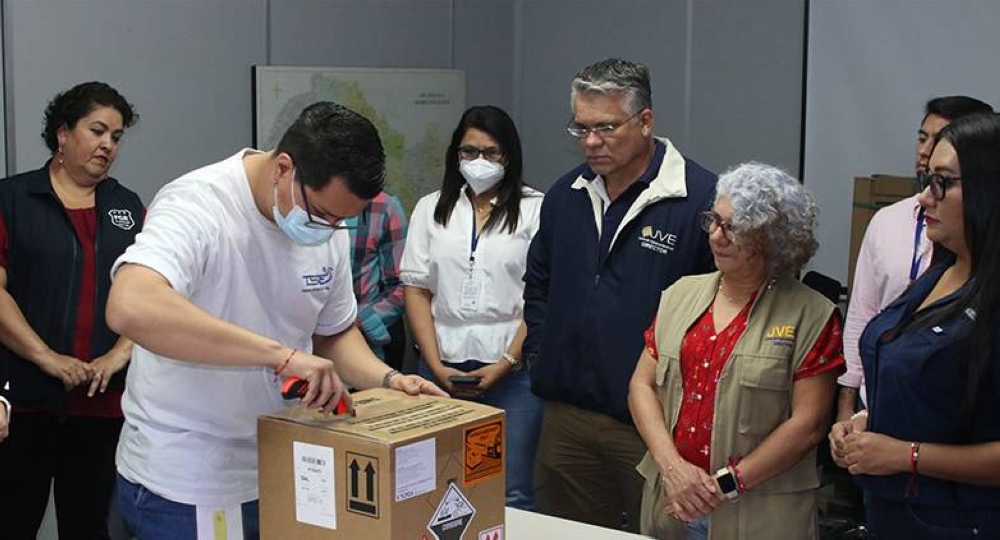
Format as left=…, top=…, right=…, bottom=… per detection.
left=858, top=263, right=1000, bottom=508
left=586, top=140, right=666, bottom=263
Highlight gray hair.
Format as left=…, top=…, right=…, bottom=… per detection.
left=717, top=162, right=818, bottom=278
left=571, top=58, right=652, bottom=115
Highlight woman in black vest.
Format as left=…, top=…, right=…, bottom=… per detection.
left=0, top=82, right=142, bottom=539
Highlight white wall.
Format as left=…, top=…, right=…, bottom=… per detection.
left=804, top=0, right=1000, bottom=283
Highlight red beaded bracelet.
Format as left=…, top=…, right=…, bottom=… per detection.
left=907, top=441, right=921, bottom=496
left=728, top=456, right=748, bottom=494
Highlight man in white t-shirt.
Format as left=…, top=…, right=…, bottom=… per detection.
left=106, top=102, right=444, bottom=539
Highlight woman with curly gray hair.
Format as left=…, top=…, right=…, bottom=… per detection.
left=628, top=162, right=844, bottom=539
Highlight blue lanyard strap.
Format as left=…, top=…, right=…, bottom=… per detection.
left=910, top=208, right=926, bottom=282
left=470, top=211, right=481, bottom=266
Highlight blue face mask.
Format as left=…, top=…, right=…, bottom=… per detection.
left=271, top=180, right=335, bottom=246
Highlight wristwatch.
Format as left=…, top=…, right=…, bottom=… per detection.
left=714, top=467, right=740, bottom=501
left=501, top=353, right=521, bottom=370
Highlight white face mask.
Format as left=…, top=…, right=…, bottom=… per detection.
left=459, top=158, right=505, bottom=195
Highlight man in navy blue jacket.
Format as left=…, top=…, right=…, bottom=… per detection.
left=523, top=58, right=717, bottom=532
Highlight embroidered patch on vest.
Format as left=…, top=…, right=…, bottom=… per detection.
left=764, top=325, right=796, bottom=347
left=108, top=208, right=136, bottom=230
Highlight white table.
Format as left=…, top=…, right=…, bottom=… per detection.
left=506, top=508, right=648, bottom=539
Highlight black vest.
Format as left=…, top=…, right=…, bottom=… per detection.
left=0, top=164, right=143, bottom=410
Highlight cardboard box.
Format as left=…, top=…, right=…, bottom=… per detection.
left=259, top=388, right=506, bottom=540
left=848, top=174, right=918, bottom=290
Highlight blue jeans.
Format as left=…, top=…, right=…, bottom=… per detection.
left=866, top=495, right=998, bottom=538
left=686, top=516, right=709, bottom=540
left=419, top=358, right=542, bottom=510
left=116, top=474, right=260, bottom=539
left=866, top=496, right=1000, bottom=540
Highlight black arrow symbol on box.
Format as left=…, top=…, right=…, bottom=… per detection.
left=364, top=462, right=376, bottom=501
left=350, top=459, right=360, bottom=498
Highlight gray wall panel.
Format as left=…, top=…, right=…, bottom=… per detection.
left=516, top=0, right=690, bottom=190
left=454, top=0, right=514, bottom=114
left=804, top=1, right=1000, bottom=283
left=6, top=0, right=267, bottom=203
left=268, top=0, right=453, bottom=68
left=688, top=0, right=804, bottom=176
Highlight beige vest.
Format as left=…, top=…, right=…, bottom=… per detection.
left=637, top=272, right=834, bottom=540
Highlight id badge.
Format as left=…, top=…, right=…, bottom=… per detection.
left=460, top=276, right=483, bottom=312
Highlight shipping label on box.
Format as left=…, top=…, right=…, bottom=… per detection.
left=259, top=389, right=505, bottom=540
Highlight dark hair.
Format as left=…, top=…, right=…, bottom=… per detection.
left=923, top=95, right=993, bottom=124
left=275, top=102, right=385, bottom=199
left=42, top=81, right=138, bottom=152
left=434, top=106, right=526, bottom=234
left=925, top=113, right=1000, bottom=433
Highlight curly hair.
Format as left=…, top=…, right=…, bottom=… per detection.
left=716, top=162, right=818, bottom=278
left=42, top=81, right=138, bottom=152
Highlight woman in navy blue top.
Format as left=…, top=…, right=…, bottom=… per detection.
left=836, top=113, right=1000, bottom=537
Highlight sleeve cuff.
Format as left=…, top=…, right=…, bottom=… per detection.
left=0, top=395, right=10, bottom=425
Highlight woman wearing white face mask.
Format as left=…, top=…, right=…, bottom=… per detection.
left=401, top=105, right=544, bottom=510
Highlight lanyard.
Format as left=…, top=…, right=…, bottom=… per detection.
left=469, top=210, right=482, bottom=273
left=909, top=208, right=926, bottom=282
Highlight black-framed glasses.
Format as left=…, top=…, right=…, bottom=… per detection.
left=700, top=211, right=737, bottom=242
left=296, top=178, right=358, bottom=231
left=917, top=171, right=961, bottom=201
left=457, top=145, right=504, bottom=162
left=566, top=109, right=643, bottom=138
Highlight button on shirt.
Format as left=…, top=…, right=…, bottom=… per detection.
left=587, top=140, right=665, bottom=263
left=400, top=188, right=544, bottom=364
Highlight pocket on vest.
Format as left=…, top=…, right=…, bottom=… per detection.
left=735, top=353, right=791, bottom=436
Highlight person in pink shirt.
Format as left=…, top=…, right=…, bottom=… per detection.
left=831, top=96, right=992, bottom=450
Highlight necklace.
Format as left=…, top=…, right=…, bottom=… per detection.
left=717, top=276, right=764, bottom=306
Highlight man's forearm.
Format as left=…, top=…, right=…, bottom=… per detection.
left=836, top=384, right=860, bottom=422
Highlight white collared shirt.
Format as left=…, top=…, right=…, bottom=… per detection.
left=401, top=187, right=543, bottom=364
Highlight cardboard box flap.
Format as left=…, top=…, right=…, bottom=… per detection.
left=263, top=388, right=502, bottom=444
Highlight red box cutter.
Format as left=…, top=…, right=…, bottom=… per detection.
left=280, top=377, right=351, bottom=415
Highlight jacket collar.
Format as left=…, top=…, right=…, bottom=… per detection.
left=570, top=136, right=687, bottom=200
left=569, top=136, right=689, bottom=248
left=26, top=160, right=118, bottom=198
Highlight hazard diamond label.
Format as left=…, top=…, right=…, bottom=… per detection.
left=464, top=420, right=503, bottom=485
left=478, top=525, right=503, bottom=540
left=427, top=483, right=476, bottom=540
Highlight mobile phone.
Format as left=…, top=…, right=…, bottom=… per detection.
left=447, top=374, right=482, bottom=397
left=448, top=375, right=482, bottom=385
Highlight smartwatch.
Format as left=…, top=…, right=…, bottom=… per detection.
left=714, top=467, right=740, bottom=501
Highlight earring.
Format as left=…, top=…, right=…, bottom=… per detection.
left=57, top=148, right=65, bottom=165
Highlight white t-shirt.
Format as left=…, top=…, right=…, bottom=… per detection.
left=400, top=187, right=543, bottom=363
left=113, top=149, right=357, bottom=506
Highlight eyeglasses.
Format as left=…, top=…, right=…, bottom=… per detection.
left=457, top=145, right=504, bottom=162
left=700, top=211, right=737, bottom=242
left=917, top=171, right=961, bottom=201
left=566, top=109, right=643, bottom=138
left=296, top=178, right=357, bottom=230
